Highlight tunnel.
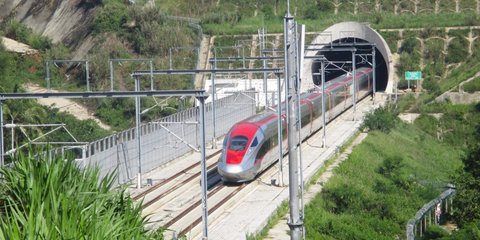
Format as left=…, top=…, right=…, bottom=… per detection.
left=302, top=22, right=394, bottom=94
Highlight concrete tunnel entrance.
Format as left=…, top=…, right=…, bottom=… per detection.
left=302, top=22, right=394, bottom=94
left=311, top=38, right=388, bottom=91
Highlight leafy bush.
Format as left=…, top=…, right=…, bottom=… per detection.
left=422, top=76, right=441, bottom=94
left=316, top=0, right=334, bottom=12
left=378, top=156, right=404, bottom=177
left=2, top=20, right=52, bottom=50
left=414, top=114, right=439, bottom=137
left=0, top=152, right=161, bottom=239
left=452, top=143, right=480, bottom=227
left=91, top=1, right=130, bottom=33
left=362, top=106, right=398, bottom=133
left=305, top=123, right=461, bottom=239
left=322, top=184, right=363, bottom=214
left=442, top=220, right=480, bottom=239
left=3, top=20, right=30, bottom=43
left=464, top=15, right=480, bottom=26
left=304, top=6, right=318, bottom=20
left=462, top=77, right=480, bottom=93
left=446, top=39, right=468, bottom=63
left=423, top=225, right=449, bottom=239
left=400, top=37, right=418, bottom=54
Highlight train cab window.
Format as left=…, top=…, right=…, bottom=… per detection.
left=229, top=136, right=249, bottom=151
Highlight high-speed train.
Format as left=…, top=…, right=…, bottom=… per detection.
left=217, top=67, right=373, bottom=182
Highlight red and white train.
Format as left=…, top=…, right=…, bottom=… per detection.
left=217, top=67, right=373, bottom=182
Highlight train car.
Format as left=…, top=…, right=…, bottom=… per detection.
left=218, top=67, right=373, bottom=182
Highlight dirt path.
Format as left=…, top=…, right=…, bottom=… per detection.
left=2, top=37, right=38, bottom=54
left=23, top=83, right=111, bottom=130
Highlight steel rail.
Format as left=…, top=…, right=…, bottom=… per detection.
left=133, top=150, right=222, bottom=201
left=163, top=184, right=227, bottom=229
left=178, top=184, right=247, bottom=237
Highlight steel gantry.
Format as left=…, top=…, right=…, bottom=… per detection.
left=45, top=59, right=90, bottom=91
left=307, top=42, right=377, bottom=120
left=132, top=66, right=281, bottom=240
left=0, top=89, right=208, bottom=164
left=109, top=58, right=154, bottom=91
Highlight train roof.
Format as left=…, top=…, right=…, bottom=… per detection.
left=243, top=112, right=277, bottom=126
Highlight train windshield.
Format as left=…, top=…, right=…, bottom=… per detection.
left=229, top=136, right=249, bottom=151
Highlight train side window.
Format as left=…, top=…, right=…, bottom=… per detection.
left=229, top=136, right=249, bottom=151
left=257, top=140, right=271, bottom=160
left=301, top=108, right=310, bottom=127
left=251, top=137, right=258, bottom=147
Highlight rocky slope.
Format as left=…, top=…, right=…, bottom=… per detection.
left=0, top=0, right=101, bottom=57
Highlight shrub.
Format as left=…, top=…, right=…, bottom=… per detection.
left=414, top=114, right=439, bottom=137
left=304, top=6, right=318, bottom=20
left=444, top=220, right=480, bottom=239
left=462, top=77, right=480, bottom=93
left=423, top=225, right=449, bottom=239
left=452, top=143, right=480, bottom=227
left=0, top=152, right=159, bottom=239
left=316, top=0, right=334, bottom=12
left=322, top=184, right=363, bottom=214
left=422, top=76, right=441, bottom=94
left=362, top=106, right=398, bottom=133
left=400, top=37, right=417, bottom=54
left=446, top=39, right=468, bottom=63
left=3, top=20, right=30, bottom=43
left=378, top=156, right=404, bottom=177
left=91, top=1, right=129, bottom=33
left=3, top=20, right=53, bottom=50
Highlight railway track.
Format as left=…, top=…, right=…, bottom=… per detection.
left=133, top=148, right=282, bottom=238
left=135, top=97, right=375, bottom=238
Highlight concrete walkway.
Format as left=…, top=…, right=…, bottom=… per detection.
left=264, top=132, right=369, bottom=240
left=193, top=94, right=385, bottom=239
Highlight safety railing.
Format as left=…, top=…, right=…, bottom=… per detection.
left=80, top=91, right=256, bottom=185
left=406, top=186, right=456, bottom=240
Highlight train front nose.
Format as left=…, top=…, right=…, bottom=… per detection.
left=218, top=159, right=256, bottom=182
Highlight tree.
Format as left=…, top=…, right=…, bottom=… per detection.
left=453, top=140, right=480, bottom=227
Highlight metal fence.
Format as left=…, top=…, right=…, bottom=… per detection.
left=406, top=187, right=456, bottom=240
left=77, top=92, right=256, bottom=185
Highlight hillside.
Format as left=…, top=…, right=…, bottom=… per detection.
left=0, top=0, right=100, bottom=58
left=0, top=1, right=479, bottom=239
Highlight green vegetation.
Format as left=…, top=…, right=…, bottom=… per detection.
left=0, top=45, right=110, bottom=160
left=249, top=131, right=362, bottom=240
left=462, top=77, right=480, bottom=93
left=362, top=106, right=398, bottom=133
left=304, top=121, right=461, bottom=239
left=0, top=2, right=198, bottom=134
left=2, top=20, right=52, bottom=50
left=0, top=152, right=162, bottom=239
left=150, top=0, right=480, bottom=35
left=422, top=111, right=480, bottom=238
left=416, top=103, right=480, bottom=149
left=2, top=1, right=480, bottom=238
left=451, top=136, right=480, bottom=227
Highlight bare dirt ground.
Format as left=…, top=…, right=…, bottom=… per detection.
left=23, top=83, right=111, bottom=130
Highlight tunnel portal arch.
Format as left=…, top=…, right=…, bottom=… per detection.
left=302, top=22, right=394, bottom=94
